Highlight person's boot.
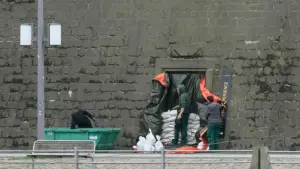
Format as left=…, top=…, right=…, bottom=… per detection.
left=172, top=139, right=178, bottom=146
left=180, top=140, right=187, bottom=147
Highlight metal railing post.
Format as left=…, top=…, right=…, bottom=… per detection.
left=31, top=157, right=35, bottom=169
left=74, top=147, right=78, bottom=169
left=90, top=156, right=95, bottom=169
left=161, top=147, right=165, bottom=169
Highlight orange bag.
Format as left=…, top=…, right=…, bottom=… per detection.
left=166, top=146, right=199, bottom=154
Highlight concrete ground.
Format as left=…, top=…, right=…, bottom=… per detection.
left=0, top=152, right=299, bottom=169
left=0, top=153, right=251, bottom=169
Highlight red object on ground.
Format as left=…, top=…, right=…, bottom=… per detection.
left=166, top=146, right=199, bottom=154
left=154, top=72, right=168, bottom=87
left=200, top=76, right=221, bottom=102
left=199, top=128, right=209, bottom=150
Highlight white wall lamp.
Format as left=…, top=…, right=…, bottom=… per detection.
left=20, top=23, right=62, bottom=47
left=20, top=23, right=33, bottom=46
left=48, top=23, right=62, bottom=46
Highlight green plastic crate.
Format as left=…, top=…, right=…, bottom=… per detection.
left=44, top=128, right=121, bottom=150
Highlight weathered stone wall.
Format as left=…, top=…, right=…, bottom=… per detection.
left=0, top=0, right=300, bottom=150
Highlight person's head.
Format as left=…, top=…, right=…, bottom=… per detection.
left=207, top=96, right=214, bottom=103
left=177, top=85, right=187, bottom=95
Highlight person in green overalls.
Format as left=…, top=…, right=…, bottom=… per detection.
left=172, top=84, right=191, bottom=146
left=206, top=96, right=223, bottom=150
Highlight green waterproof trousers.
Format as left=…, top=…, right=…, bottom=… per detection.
left=172, top=113, right=189, bottom=146
left=207, top=122, right=221, bottom=150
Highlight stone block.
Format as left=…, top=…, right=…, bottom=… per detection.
left=100, top=36, right=124, bottom=47
left=130, top=109, right=140, bottom=118
left=245, top=100, right=254, bottom=110
left=94, top=118, right=111, bottom=128
left=120, top=109, right=130, bottom=118
left=108, top=109, right=120, bottom=118
left=82, top=101, right=96, bottom=110
left=255, top=118, right=265, bottom=127
left=96, top=110, right=109, bottom=119
left=110, top=118, right=123, bottom=128
left=23, top=109, right=36, bottom=118
left=99, top=92, right=111, bottom=101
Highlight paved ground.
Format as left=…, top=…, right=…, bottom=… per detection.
left=270, top=154, right=300, bottom=169
left=0, top=153, right=251, bottom=169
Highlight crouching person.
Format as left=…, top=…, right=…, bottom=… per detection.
left=71, top=109, right=96, bottom=129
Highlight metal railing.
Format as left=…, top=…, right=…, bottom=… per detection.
left=2, top=148, right=300, bottom=169
left=0, top=148, right=253, bottom=169
left=269, top=151, right=300, bottom=165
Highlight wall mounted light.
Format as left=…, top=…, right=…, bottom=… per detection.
left=49, top=23, right=62, bottom=46
left=20, top=24, right=33, bottom=46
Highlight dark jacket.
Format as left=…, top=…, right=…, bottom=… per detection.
left=178, top=85, right=191, bottom=114
left=206, top=102, right=222, bottom=123
left=71, top=110, right=94, bottom=129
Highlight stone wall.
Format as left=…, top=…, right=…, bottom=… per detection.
left=0, top=0, right=300, bottom=150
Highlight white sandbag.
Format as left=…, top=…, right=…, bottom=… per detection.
left=188, top=138, right=195, bottom=142
left=161, top=138, right=171, bottom=142
left=163, top=116, right=177, bottom=123
left=155, top=135, right=164, bottom=151
left=188, top=122, right=199, bottom=126
left=162, top=128, right=174, bottom=133
left=189, top=120, right=200, bottom=124
left=161, top=133, right=173, bottom=139
left=162, top=129, right=174, bottom=134
left=146, top=128, right=156, bottom=145
left=161, top=136, right=173, bottom=140
left=188, top=121, right=200, bottom=125
left=162, top=122, right=175, bottom=129
left=161, top=110, right=177, bottom=119
left=162, top=130, right=174, bottom=134
left=188, top=125, right=199, bottom=130
left=162, top=110, right=177, bottom=116
left=143, top=140, right=154, bottom=153
left=161, top=132, right=174, bottom=137
left=192, top=127, right=200, bottom=131
left=137, top=136, right=146, bottom=151
left=188, top=122, right=200, bottom=129
left=162, top=123, right=174, bottom=129
left=189, top=114, right=200, bottom=120
left=189, top=128, right=198, bottom=132
left=186, top=119, right=200, bottom=144
left=162, top=133, right=173, bottom=143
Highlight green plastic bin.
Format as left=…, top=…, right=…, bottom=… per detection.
left=44, top=128, right=121, bottom=150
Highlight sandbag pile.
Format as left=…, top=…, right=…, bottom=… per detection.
left=134, top=129, right=164, bottom=153
left=161, top=110, right=200, bottom=145
left=187, top=113, right=200, bottom=144
left=161, top=110, right=177, bottom=144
